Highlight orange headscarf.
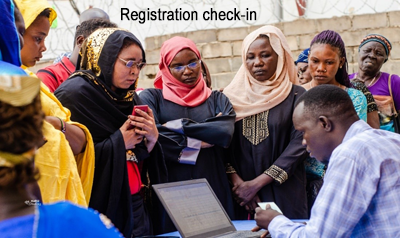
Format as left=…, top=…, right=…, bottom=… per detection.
left=154, top=36, right=211, bottom=107
left=223, top=25, right=297, bottom=121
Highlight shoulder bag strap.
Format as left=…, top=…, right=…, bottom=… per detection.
left=388, top=74, right=398, bottom=116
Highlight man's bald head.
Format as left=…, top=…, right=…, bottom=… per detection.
left=79, top=8, right=109, bottom=24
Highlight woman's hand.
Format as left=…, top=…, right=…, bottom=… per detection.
left=245, top=195, right=261, bottom=213
left=129, top=107, right=159, bottom=152
left=120, top=118, right=143, bottom=149
left=229, top=173, right=260, bottom=212
left=232, top=179, right=261, bottom=206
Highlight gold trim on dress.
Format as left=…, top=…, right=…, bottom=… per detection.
left=80, top=28, right=118, bottom=76
left=242, top=111, right=269, bottom=145
left=225, top=163, right=237, bottom=174
left=80, top=28, right=130, bottom=77
left=264, top=165, right=288, bottom=184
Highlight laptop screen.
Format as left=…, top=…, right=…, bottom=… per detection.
left=153, top=179, right=236, bottom=238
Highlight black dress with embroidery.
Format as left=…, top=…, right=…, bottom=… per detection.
left=139, top=88, right=236, bottom=235
left=228, top=85, right=308, bottom=219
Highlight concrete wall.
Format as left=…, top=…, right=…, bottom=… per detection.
left=139, top=11, right=400, bottom=89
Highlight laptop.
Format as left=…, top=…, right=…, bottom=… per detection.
left=152, top=178, right=269, bottom=238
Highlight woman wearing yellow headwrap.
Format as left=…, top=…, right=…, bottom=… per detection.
left=0, top=73, right=122, bottom=238
left=14, top=0, right=95, bottom=206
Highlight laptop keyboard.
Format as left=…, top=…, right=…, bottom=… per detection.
left=216, top=230, right=271, bottom=238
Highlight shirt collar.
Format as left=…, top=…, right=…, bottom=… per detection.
left=61, top=56, right=76, bottom=73
left=342, top=120, right=372, bottom=144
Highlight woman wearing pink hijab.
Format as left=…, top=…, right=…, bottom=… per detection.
left=139, top=36, right=236, bottom=235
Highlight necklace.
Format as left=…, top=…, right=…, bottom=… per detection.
left=365, top=72, right=381, bottom=87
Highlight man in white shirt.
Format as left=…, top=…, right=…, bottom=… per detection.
left=254, top=84, right=400, bottom=237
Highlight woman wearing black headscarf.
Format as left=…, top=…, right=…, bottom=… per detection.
left=55, top=28, right=161, bottom=237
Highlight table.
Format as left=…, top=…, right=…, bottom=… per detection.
left=157, top=219, right=309, bottom=237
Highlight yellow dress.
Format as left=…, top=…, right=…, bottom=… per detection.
left=22, top=66, right=95, bottom=206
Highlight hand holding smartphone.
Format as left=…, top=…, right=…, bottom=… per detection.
left=132, top=105, right=148, bottom=116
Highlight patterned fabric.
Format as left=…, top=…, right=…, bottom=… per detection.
left=242, top=111, right=269, bottom=145
left=350, top=72, right=400, bottom=131
left=269, top=120, right=400, bottom=237
left=75, top=28, right=144, bottom=102
left=295, top=48, right=310, bottom=64
left=359, top=34, right=392, bottom=58
left=304, top=157, right=325, bottom=179
left=351, top=81, right=378, bottom=113
left=264, top=164, right=288, bottom=184
left=350, top=72, right=400, bottom=110
left=53, top=52, right=72, bottom=64
left=79, top=28, right=120, bottom=77
left=346, top=87, right=367, bottom=122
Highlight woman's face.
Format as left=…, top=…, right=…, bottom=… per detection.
left=309, top=43, right=344, bottom=84
left=245, top=37, right=278, bottom=82
left=297, top=62, right=312, bottom=85
left=358, top=41, right=387, bottom=75
left=112, top=43, right=143, bottom=91
left=169, top=49, right=201, bottom=86
left=20, top=16, right=49, bottom=67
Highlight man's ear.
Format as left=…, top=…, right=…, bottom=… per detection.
left=318, top=116, right=333, bottom=132
left=76, top=35, right=85, bottom=47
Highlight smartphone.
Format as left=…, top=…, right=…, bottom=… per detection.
left=132, top=105, right=148, bottom=116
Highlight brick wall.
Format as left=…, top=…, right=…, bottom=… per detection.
left=139, top=11, right=400, bottom=89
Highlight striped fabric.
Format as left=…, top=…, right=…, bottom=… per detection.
left=269, top=120, right=400, bottom=237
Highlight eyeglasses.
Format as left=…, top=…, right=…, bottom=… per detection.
left=169, top=60, right=201, bottom=73
left=119, top=58, right=146, bottom=70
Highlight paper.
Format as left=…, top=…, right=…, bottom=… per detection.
left=258, top=202, right=283, bottom=214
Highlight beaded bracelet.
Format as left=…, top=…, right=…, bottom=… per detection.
left=57, top=117, right=66, bottom=134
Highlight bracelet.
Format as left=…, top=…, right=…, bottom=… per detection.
left=57, top=117, right=66, bottom=134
